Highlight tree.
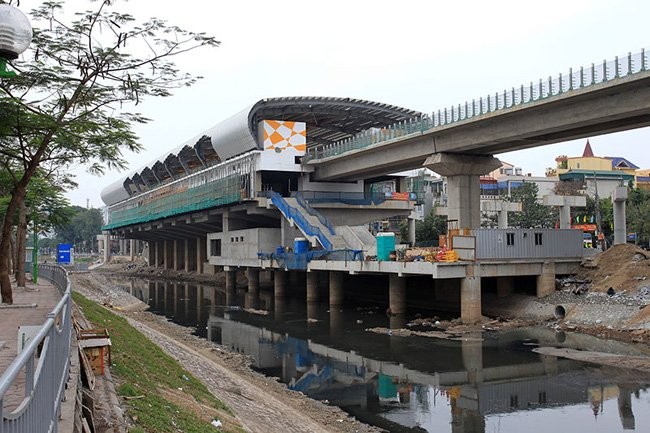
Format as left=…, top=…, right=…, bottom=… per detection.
left=0, top=0, right=219, bottom=303
left=56, top=206, right=103, bottom=253
left=627, top=188, right=650, bottom=245
left=506, top=182, right=556, bottom=228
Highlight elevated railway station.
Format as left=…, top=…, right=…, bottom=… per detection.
left=101, top=50, right=650, bottom=322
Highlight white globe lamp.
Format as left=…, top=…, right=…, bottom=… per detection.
left=0, top=4, right=32, bottom=77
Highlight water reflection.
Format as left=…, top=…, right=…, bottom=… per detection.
left=115, top=277, right=650, bottom=433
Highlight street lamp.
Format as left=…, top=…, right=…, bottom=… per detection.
left=0, top=3, right=32, bottom=78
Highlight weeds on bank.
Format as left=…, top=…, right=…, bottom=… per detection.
left=72, top=292, right=243, bottom=433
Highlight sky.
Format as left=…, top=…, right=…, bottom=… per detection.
left=14, top=0, right=650, bottom=208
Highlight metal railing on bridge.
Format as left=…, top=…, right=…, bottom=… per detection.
left=304, top=48, right=650, bottom=162
left=0, top=265, right=72, bottom=433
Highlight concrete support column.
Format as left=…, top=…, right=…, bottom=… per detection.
left=497, top=211, right=507, bottom=229
left=424, top=153, right=501, bottom=229
left=184, top=239, right=190, bottom=272
left=543, top=195, right=587, bottom=229
left=103, top=233, right=110, bottom=263
left=329, top=271, right=344, bottom=307
left=196, top=236, right=205, bottom=274
left=148, top=241, right=155, bottom=265
left=163, top=240, right=170, bottom=269
left=129, top=239, right=136, bottom=261
left=461, top=264, right=482, bottom=324
left=536, top=261, right=556, bottom=298
left=388, top=274, right=407, bottom=315
left=496, top=277, right=514, bottom=298
left=612, top=186, right=628, bottom=245
left=247, top=268, right=260, bottom=294
left=225, top=270, right=237, bottom=291
left=306, top=271, right=320, bottom=302
left=274, top=271, right=288, bottom=298
left=408, top=217, right=416, bottom=246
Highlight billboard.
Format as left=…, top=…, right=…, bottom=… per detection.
left=57, top=243, right=72, bottom=264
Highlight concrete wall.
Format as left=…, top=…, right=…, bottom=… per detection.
left=208, top=228, right=281, bottom=260
left=298, top=176, right=364, bottom=193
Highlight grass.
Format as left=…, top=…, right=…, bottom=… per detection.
left=72, top=292, right=243, bottom=433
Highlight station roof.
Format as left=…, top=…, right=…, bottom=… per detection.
left=101, top=96, right=421, bottom=206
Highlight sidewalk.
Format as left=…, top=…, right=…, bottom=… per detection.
left=0, top=277, right=62, bottom=411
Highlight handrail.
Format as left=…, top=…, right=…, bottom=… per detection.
left=294, top=192, right=336, bottom=235
left=0, top=265, right=72, bottom=433
left=304, top=47, right=650, bottom=162
left=268, top=191, right=333, bottom=250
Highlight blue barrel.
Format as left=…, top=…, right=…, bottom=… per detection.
left=376, top=233, right=395, bottom=261
left=275, top=245, right=285, bottom=255
left=294, top=237, right=309, bottom=253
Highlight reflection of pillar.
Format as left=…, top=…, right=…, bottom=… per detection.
left=247, top=268, right=259, bottom=294
left=306, top=271, right=320, bottom=302
left=612, top=187, right=628, bottom=245
left=173, top=282, right=178, bottom=317
left=424, top=153, right=501, bottom=229
left=274, top=270, right=288, bottom=298
left=329, top=307, right=343, bottom=337
left=389, top=274, right=406, bottom=315
left=462, top=335, right=483, bottom=384
left=329, top=271, right=344, bottom=307
left=536, top=261, right=555, bottom=298
left=496, top=277, right=514, bottom=298
left=617, top=387, right=635, bottom=430
left=183, top=282, right=189, bottom=318
left=461, top=265, right=481, bottom=324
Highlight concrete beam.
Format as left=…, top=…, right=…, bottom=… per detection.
left=543, top=195, right=587, bottom=229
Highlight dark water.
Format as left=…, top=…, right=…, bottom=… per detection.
left=113, top=277, right=650, bottom=433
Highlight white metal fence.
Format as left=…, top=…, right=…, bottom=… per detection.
left=0, top=265, right=72, bottom=433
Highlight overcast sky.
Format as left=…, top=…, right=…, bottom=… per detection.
left=17, top=0, right=650, bottom=208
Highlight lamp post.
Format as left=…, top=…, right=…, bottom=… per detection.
left=0, top=3, right=33, bottom=78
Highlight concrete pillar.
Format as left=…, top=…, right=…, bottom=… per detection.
left=306, top=271, right=320, bottom=302
left=461, top=264, right=482, bottom=324
left=612, top=186, right=628, bottom=245
left=196, top=236, right=205, bottom=274
left=225, top=270, right=237, bottom=291
left=103, top=233, right=111, bottom=263
left=274, top=297, right=286, bottom=321
left=536, top=261, right=556, bottom=298
left=424, top=153, right=501, bottom=229
left=274, top=270, right=288, bottom=298
left=543, top=195, right=587, bottom=229
left=129, top=239, right=136, bottom=261
left=184, top=239, right=190, bottom=272
left=247, top=268, right=260, bottom=294
left=408, top=217, right=416, bottom=246
left=148, top=241, right=155, bottom=265
left=329, top=271, right=344, bottom=307
left=388, top=274, right=406, bottom=315
left=496, top=277, right=514, bottom=298
left=163, top=240, right=170, bottom=269
left=329, top=308, right=343, bottom=337
left=154, top=241, right=160, bottom=267
left=307, top=301, right=320, bottom=324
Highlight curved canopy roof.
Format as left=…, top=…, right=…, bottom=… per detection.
left=101, top=96, right=421, bottom=206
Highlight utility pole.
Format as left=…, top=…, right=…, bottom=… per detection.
left=593, top=171, right=604, bottom=250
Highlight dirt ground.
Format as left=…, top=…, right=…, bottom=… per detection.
left=70, top=270, right=380, bottom=433
left=577, top=243, right=650, bottom=293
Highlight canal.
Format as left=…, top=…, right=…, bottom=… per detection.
left=111, top=277, right=650, bottom=433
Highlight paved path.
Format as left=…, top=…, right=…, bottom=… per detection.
left=0, top=277, right=62, bottom=412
